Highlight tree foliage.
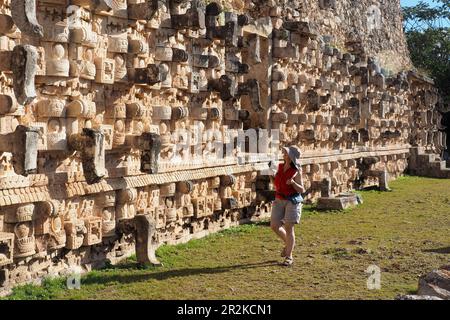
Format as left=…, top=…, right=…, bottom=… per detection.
left=402, top=0, right=450, bottom=103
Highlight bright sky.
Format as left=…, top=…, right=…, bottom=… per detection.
left=400, top=0, right=450, bottom=27
left=400, top=0, right=438, bottom=6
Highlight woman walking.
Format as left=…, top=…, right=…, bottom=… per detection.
left=270, top=145, right=305, bottom=266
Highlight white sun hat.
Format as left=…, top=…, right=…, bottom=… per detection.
left=282, top=145, right=302, bottom=170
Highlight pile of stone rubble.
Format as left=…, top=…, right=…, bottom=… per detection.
left=397, top=265, right=450, bottom=300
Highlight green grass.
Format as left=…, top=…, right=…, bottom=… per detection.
left=4, top=176, right=450, bottom=300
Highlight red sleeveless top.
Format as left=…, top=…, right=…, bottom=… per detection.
left=274, top=163, right=298, bottom=200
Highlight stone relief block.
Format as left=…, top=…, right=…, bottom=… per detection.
left=11, top=125, right=40, bottom=176
left=94, top=58, right=115, bottom=84
left=82, top=217, right=102, bottom=246
left=0, top=95, right=17, bottom=115
left=11, top=45, right=38, bottom=106
left=10, top=0, right=44, bottom=38
left=68, top=128, right=106, bottom=184
left=0, top=233, right=14, bottom=267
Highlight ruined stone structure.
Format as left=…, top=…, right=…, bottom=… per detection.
left=0, top=0, right=445, bottom=290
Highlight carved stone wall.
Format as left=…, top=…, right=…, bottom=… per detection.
left=0, top=0, right=444, bottom=290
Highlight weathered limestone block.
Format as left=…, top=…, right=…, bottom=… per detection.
left=10, top=0, right=43, bottom=37
left=11, top=45, right=38, bottom=106
left=128, top=38, right=149, bottom=55
left=225, top=55, right=249, bottom=74
left=68, top=128, right=106, bottom=184
left=417, top=266, right=450, bottom=300
left=82, top=217, right=102, bottom=246
left=4, top=204, right=36, bottom=259
left=224, top=107, right=249, bottom=121
left=34, top=201, right=66, bottom=251
left=282, top=21, right=318, bottom=39
left=155, top=46, right=189, bottom=62
left=45, top=43, right=70, bottom=77
left=134, top=214, right=161, bottom=265
left=271, top=111, right=288, bottom=124
left=237, top=79, right=263, bottom=112
left=192, top=54, right=220, bottom=69
left=64, top=220, right=85, bottom=250
left=171, top=7, right=205, bottom=30
left=94, top=58, right=115, bottom=84
left=272, top=44, right=299, bottom=59
left=317, top=192, right=360, bottom=210
left=0, top=95, right=17, bottom=115
left=137, top=132, right=161, bottom=174
left=133, top=64, right=164, bottom=85
left=128, top=0, right=159, bottom=20
left=208, top=75, right=235, bottom=101
left=108, top=35, right=128, bottom=54
left=273, top=86, right=299, bottom=104
left=366, top=169, right=390, bottom=191
left=0, top=125, right=39, bottom=176
left=205, top=3, right=246, bottom=47
left=0, top=14, right=15, bottom=34
left=0, top=232, right=14, bottom=267
left=116, top=188, right=138, bottom=222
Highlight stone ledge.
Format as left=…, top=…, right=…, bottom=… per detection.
left=317, top=192, right=361, bottom=210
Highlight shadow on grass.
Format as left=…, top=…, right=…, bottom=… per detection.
left=254, top=220, right=270, bottom=226
left=83, top=260, right=280, bottom=285
left=406, top=288, right=418, bottom=295
left=422, top=246, right=450, bottom=254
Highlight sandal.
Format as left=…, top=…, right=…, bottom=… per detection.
left=282, top=256, right=294, bottom=266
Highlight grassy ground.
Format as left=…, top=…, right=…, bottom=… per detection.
left=4, top=176, right=450, bottom=300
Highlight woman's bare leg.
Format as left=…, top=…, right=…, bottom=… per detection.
left=270, top=221, right=287, bottom=243
left=284, top=223, right=295, bottom=258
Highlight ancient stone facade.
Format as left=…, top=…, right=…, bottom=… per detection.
left=0, top=0, right=445, bottom=290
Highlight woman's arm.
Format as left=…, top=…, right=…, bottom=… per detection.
left=287, top=171, right=305, bottom=193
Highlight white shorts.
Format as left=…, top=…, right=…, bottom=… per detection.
left=271, top=198, right=302, bottom=225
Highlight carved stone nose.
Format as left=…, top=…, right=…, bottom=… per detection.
left=12, top=125, right=39, bottom=176
left=136, top=133, right=161, bottom=174
left=171, top=48, right=189, bottom=62
left=192, top=54, right=220, bottom=68
left=237, top=79, right=263, bottom=112
left=205, top=3, right=242, bottom=47
left=133, top=64, right=163, bottom=85
left=68, top=128, right=106, bottom=185
left=10, top=0, right=43, bottom=38
left=11, top=45, right=38, bottom=106
left=171, top=8, right=206, bottom=30
left=208, top=75, right=236, bottom=101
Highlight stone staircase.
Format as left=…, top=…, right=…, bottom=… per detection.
left=409, top=147, right=450, bottom=178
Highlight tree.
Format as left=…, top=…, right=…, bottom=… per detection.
left=402, top=0, right=450, bottom=103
